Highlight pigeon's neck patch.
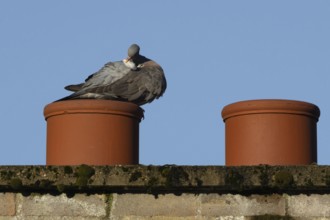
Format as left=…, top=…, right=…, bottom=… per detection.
left=123, top=59, right=137, bottom=70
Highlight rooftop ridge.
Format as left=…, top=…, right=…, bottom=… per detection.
left=0, top=165, right=329, bottom=195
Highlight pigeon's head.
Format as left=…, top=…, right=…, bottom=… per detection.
left=123, top=44, right=141, bottom=70
left=127, top=44, right=140, bottom=59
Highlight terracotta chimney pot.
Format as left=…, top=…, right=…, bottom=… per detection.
left=222, top=99, right=320, bottom=166
left=44, top=100, right=144, bottom=165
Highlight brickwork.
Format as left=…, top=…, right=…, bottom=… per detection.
left=18, top=194, right=107, bottom=218
left=2, top=193, right=330, bottom=219
left=0, top=193, right=15, bottom=216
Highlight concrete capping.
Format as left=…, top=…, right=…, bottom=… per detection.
left=0, top=165, right=329, bottom=194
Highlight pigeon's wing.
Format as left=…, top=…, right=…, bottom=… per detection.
left=56, top=61, right=133, bottom=101
left=102, top=65, right=166, bottom=105
left=64, top=61, right=130, bottom=92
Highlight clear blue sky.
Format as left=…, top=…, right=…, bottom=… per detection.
left=1, top=1, right=329, bottom=165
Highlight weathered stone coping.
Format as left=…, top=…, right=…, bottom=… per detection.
left=0, top=165, right=329, bottom=194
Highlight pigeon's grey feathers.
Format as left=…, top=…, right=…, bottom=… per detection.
left=56, top=44, right=166, bottom=106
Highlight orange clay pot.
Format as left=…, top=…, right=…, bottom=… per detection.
left=221, top=99, right=320, bottom=166
left=44, top=100, right=144, bottom=165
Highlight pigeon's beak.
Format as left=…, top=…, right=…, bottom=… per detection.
left=124, top=57, right=132, bottom=62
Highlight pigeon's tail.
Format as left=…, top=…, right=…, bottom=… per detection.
left=54, top=92, right=84, bottom=102
left=54, top=89, right=110, bottom=102
left=64, top=83, right=84, bottom=92
left=54, top=95, right=76, bottom=102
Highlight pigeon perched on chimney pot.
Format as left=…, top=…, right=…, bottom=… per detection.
left=56, top=44, right=166, bottom=106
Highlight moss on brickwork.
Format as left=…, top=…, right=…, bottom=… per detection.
left=250, top=215, right=293, bottom=220
left=146, top=176, right=159, bottom=193
left=74, top=164, right=95, bottom=189
left=56, top=184, right=66, bottom=193
left=159, top=166, right=189, bottom=187
left=64, top=166, right=73, bottom=174
left=195, top=177, right=203, bottom=187
left=34, top=179, right=54, bottom=189
left=1, top=170, right=15, bottom=180
left=129, top=171, right=142, bottom=182
left=225, top=168, right=244, bottom=189
left=259, top=166, right=270, bottom=186
left=10, top=178, right=23, bottom=190
left=0, top=165, right=330, bottom=194
left=274, top=171, right=295, bottom=188
left=105, top=194, right=113, bottom=218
